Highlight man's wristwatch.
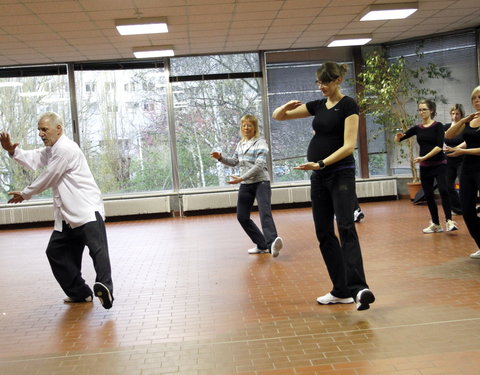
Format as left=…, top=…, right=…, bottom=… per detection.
left=317, top=160, right=326, bottom=170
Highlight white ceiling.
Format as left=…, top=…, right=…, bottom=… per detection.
left=0, top=0, right=479, bottom=67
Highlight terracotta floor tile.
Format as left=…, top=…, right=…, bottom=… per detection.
left=1, top=200, right=480, bottom=375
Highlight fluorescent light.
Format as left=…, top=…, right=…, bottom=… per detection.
left=133, top=45, right=175, bottom=58
left=360, top=2, right=418, bottom=21
left=116, top=17, right=168, bottom=35
left=327, top=35, right=372, bottom=47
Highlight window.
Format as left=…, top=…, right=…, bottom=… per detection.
left=74, top=65, right=172, bottom=194
left=170, top=53, right=263, bottom=189
left=0, top=66, right=71, bottom=201
left=266, top=51, right=356, bottom=182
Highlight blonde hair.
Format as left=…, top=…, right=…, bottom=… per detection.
left=240, top=114, right=260, bottom=140
left=449, top=103, right=465, bottom=117
left=471, top=86, right=480, bottom=101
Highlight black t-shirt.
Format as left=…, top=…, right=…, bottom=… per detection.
left=462, top=123, right=480, bottom=173
left=444, top=123, right=463, bottom=148
left=305, top=96, right=358, bottom=171
left=400, top=121, right=445, bottom=162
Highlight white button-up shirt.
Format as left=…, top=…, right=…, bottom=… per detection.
left=13, top=134, right=105, bottom=231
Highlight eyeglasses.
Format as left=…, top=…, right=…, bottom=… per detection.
left=418, top=108, right=430, bottom=112
left=315, top=80, right=332, bottom=86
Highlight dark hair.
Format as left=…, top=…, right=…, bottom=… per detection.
left=316, top=62, right=348, bottom=83
left=418, top=99, right=436, bottom=118
left=449, top=103, right=465, bottom=117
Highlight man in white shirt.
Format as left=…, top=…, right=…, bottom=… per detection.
left=0, top=112, right=114, bottom=309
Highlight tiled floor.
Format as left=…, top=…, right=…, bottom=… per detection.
left=0, top=199, right=479, bottom=375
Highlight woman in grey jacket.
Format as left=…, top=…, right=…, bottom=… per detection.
left=211, top=114, right=283, bottom=257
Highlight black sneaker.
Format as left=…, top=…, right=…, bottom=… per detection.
left=355, top=289, right=375, bottom=311
left=94, top=282, right=114, bottom=309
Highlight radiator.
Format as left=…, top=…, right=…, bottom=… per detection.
left=0, top=196, right=171, bottom=225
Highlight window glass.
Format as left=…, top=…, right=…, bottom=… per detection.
left=266, top=61, right=356, bottom=182
left=171, top=53, right=263, bottom=190
left=170, top=53, right=260, bottom=76
left=0, top=69, right=71, bottom=202
left=74, top=67, right=172, bottom=194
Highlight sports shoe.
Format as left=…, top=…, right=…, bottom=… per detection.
left=93, top=282, right=114, bottom=309
left=422, top=222, right=443, bottom=234
left=353, top=208, right=365, bottom=222
left=316, top=293, right=354, bottom=305
left=248, top=247, right=269, bottom=254
left=355, top=289, right=375, bottom=311
left=271, top=237, right=283, bottom=258
left=63, top=295, right=93, bottom=303
left=470, top=250, right=480, bottom=259
left=446, top=219, right=458, bottom=232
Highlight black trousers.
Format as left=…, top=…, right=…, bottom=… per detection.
left=46, top=212, right=113, bottom=300
left=446, top=157, right=463, bottom=214
left=237, top=181, right=278, bottom=250
left=459, top=170, right=480, bottom=248
left=420, top=164, right=451, bottom=224
left=310, top=168, right=368, bottom=299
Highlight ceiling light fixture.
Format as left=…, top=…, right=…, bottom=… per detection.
left=327, top=34, right=372, bottom=47
left=116, top=17, right=168, bottom=35
left=133, top=45, right=175, bottom=58
left=360, top=2, right=418, bottom=21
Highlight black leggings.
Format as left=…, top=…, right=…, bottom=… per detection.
left=459, top=171, right=480, bottom=248
left=420, top=164, right=451, bottom=224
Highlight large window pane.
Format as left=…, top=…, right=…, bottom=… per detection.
left=171, top=54, right=262, bottom=190
left=0, top=68, right=71, bottom=202
left=267, top=60, right=355, bottom=182
left=74, top=67, right=172, bottom=194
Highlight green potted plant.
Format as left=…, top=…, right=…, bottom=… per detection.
left=355, top=47, right=451, bottom=198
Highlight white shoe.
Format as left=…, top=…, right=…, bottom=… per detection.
left=316, top=292, right=354, bottom=305
left=353, top=208, right=365, bottom=222
left=422, top=222, right=443, bottom=234
left=63, top=295, right=93, bottom=303
left=355, top=289, right=375, bottom=311
left=470, top=250, right=480, bottom=259
left=446, top=219, right=458, bottom=232
left=271, top=237, right=283, bottom=258
left=247, top=247, right=269, bottom=254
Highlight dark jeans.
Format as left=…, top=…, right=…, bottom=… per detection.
left=237, top=181, right=278, bottom=250
left=446, top=157, right=463, bottom=214
left=420, top=164, right=451, bottom=224
left=459, top=170, right=480, bottom=248
left=310, top=168, right=368, bottom=299
left=46, top=212, right=113, bottom=300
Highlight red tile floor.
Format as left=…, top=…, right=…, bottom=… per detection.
left=0, top=199, right=479, bottom=375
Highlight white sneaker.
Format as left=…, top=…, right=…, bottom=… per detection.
left=470, top=250, right=480, bottom=259
left=271, top=237, right=283, bottom=258
left=63, top=295, right=93, bottom=303
left=353, top=208, right=365, bottom=222
left=446, top=219, right=458, bottom=232
left=316, top=293, right=354, bottom=305
left=355, top=288, right=375, bottom=311
left=422, top=222, right=443, bottom=234
left=247, top=247, right=269, bottom=254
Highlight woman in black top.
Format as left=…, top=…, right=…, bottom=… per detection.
left=444, top=104, right=466, bottom=215
left=395, top=99, right=458, bottom=233
left=272, top=62, right=374, bottom=311
left=445, top=87, right=480, bottom=259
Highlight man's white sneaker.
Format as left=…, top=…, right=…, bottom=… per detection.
left=248, top=247, right=269, bottom=254
left=422, top=222, right=443, bottom=234
left=446, top=219, right=458, bottom=232
left=316, top=293, right=354, bottom=305
left=271, top=237, right=283, bottom=258
left=355, top=289, right=375, bottom=311
left=63, top=295, right=93, bottom=303
left=470, top=250, right=480, bottom=259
